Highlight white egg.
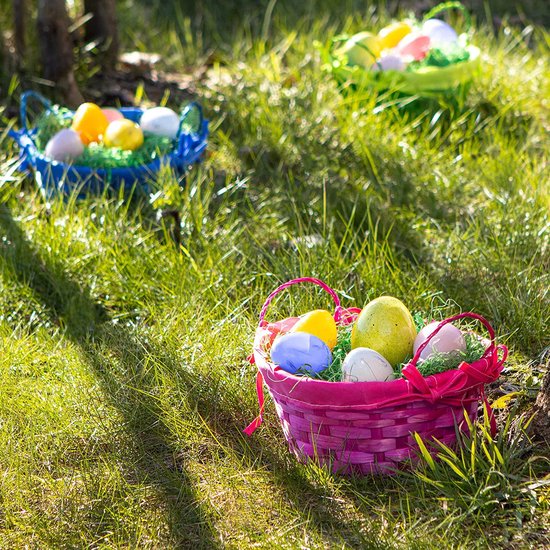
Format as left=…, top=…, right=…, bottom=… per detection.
left=44, top=129, right=84, bottom=162
left=413, top=322, right=466, bottom=362
left=139, top=107, right=180, bottom=139
left=342, top=348, right=395, bottom=382
left=371, top=52, right=406, bottom=72
left=421, top=19, right=458, bottom=45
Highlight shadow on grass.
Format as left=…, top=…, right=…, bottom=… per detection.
left=0, top=205, right=219, bottom=548
left=0, top=205, right=391, bottom=548
left=134, top=0, right=550, bottom=37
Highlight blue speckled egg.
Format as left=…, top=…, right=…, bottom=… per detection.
left=270, top=332, right=332, bottom=375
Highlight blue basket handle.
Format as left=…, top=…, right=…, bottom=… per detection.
left=176, top=102, right=208, bottom=159
left=20, top=91, right=52, bottom=133
left=6, top=128, right=37, bottom=170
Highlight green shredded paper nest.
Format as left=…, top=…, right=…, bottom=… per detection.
left=33, top=106, right=197, bottom=169
left=410, top=43, right=471, bottom=69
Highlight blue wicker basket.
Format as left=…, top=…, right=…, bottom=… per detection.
left=8, top=91, right=209, bottom=199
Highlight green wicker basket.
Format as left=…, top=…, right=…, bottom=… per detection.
left=327, top=45, right=479, bottom=95
left=324, top=2, right=480, bottom=97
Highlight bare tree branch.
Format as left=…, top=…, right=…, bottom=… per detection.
left=84, top=0, right=119, bottom=70
left=13, top=0, right=26, bottom=69
left=37, top=0, right=83, bottom=106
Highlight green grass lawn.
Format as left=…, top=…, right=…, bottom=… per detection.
left=0, top=1, right=549, bottom=547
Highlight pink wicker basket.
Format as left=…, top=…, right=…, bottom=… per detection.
left=245, top=278, right=508, bottom=475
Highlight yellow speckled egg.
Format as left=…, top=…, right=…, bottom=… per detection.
left=103, top=119, right=144, bottom=151
left=351, top=296, right=416, bottom=367
left=378, top=21, right=412, bottom=50
left=71, top=102, right=109, bottom=145
left=291, top=309, right=338, bottom=350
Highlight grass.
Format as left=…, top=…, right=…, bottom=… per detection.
left=0, top=0, right=549, bottom=547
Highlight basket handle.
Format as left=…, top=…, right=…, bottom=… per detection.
left=402, top=312, right=507, bottom=414
left=258, top=277, right=342, bottom=328
left=329, top=34, right=350, bottom=55
left=410, top=312, right=496, bottom=367
left=176, top=102, right=207, bottom=159
left=329, top=34, right=379, bottom=65
left=422, top=1, right=471, bottom=32
left=19, top=91, right=52, bottom=133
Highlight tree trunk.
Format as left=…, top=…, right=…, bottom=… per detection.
left=13, top=0, right=26, bottom=69
left=37, top=0, right=83, bottom=107
left=84, top=0, right=119, bottom=70
left=533, top=365, right=550, bottom=441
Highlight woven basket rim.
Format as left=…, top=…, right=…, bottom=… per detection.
left=24, top=127, right=203, bottom=174
left=328, top=45, right=480, bottom=94
left=11, top=100, right=208, bottom=175
left=259, top=363, right=481, bottom=409
left=251, top=312, right=505, bottom=412
left=254, top=313, right=493, bottom=388
left=331, top=44, right=480, bottom=74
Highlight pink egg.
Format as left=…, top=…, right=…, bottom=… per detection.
left=102, top=108, right=124, bottom=123
left=413, top=321, right=466, bottom=362
left=396, top=33, right=431, bottom=61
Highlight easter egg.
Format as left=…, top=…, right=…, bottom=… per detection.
left=103, top=119, right=144, bottom=151
left=338, top=31, right=381, bottom=67
left=422, top=19, right=458, bottom=45
left=270, top=332, right=332, bottom=375
left=378, top=21, right=412, bottom=50
left=342, top=348, right=395, bottom=382
left=140, top=107, right=180, bottom=139
left=44, top=128, right=84, bottom=162
left=396, top=33, right=431, bottom=61
left=371, top=53, right=406, bottom=72
left=351, top=296, right=416, bottom=367
left=413, top=322, right=466, bottom=362
left=102, top=108, right=124, bottom=123
left=290, top=309, right=338, bottom=349
left=71, top=102, right=109, bottom=145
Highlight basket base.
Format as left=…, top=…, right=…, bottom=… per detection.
left=274, top=395, right=478, bottom=476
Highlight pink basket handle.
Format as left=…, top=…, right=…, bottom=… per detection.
left=258, top=277, right=342, bottom=327
left=409, top=312, right=496, bottom=368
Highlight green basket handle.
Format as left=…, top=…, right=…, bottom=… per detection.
left=422, top=1, right=471, bottom=32
left=329, top=34, right=379, bottom=66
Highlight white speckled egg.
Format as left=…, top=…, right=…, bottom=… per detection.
left=371, top=52, right=406, bottom=72
left=413, top=322, right=466, bottom=361
left=139, top=107, right=180, bottom=139
left=342, top=348, right=395, bottom=382
left=421, top=19, right=458, bottom=45
left=44, top=129, right=84, bottom=162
